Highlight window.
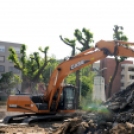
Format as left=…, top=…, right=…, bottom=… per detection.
left=14, top=47, right=20, bottom=54
left=9, top=67, right=13, bottom=72
left=9, top=67, right=20, bottom=73
left=0, top=46, right=5, bottom=52
left=121, top=83, right=124, bottom=86
left=0, top=56, right=5, bottom=62
left=128, top=67, right=134, bottom=71
left=0, top=65, right=5, bottom=72
left=121, top=75, right=124, bottom=78
left=130, top=75, right=134, bottom=79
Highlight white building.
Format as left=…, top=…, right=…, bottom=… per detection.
left=121, top=64, right=134, bottom=90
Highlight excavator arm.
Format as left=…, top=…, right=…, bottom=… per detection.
left=46, top=48, right=107, bottom=109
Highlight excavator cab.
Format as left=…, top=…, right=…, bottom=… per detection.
left=58, top=84, right=76, bottom=110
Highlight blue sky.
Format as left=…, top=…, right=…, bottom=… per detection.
left=0, top=0, right=134, bottom=59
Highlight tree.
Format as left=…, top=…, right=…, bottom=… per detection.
left=107, top=25, right=128, bottom=98
left=8, top=44, right=53, bottom=92
left=0, top=71, right=21, bottom=95
left=42, top=58, right=59, bottom=83
left=59, top=35, right=76, bottom=56
left=60, top=35, right=80, bottom=107
left=60, top=28, right=94, bottom=107
left=74, top=28, right=94, bottom=102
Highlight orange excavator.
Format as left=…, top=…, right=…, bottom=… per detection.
left=4, top=40, right=134, bottom=123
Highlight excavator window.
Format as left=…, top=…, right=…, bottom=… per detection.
left=58, top=85, right=76, bottom=110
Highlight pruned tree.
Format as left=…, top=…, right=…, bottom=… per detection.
left=74, top=28, right=94, bottom=106
left=74, top=28, right=94, bottom=51
left=8, top=44, right=53, bottom=92
left=59, top=35, right=76, bottom=56
left=108, top=25, right=128, bottom=98
left=60, top=28, right=94, bottom=107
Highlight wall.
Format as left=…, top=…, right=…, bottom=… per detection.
left=100, top=58, right=133, bottom=99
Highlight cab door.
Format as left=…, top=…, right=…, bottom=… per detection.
left=63, top=86, right=76, bottom=110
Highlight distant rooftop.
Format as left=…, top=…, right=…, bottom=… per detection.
left=0, top=40, right=23, bottom=46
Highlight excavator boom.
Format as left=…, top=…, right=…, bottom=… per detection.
left=47, top=49, right=107, bottom=109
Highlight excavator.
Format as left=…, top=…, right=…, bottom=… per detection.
left=3, top=40, right=134, bottom=123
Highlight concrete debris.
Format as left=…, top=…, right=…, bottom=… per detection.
left=49, top=82, right=134, bottom=134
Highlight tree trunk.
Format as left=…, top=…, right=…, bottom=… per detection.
left=108, top=59, right=119, bottom=98
left=76, top=70, right=81, bottom=108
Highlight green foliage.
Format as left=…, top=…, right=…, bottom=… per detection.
left=8, top=44, right=51, bottom=81
left=42, top=59, right=59, bottom=83
left=81, top=75, right=92, bottom=96
left=60, top=28, right=94, bottom=108
left=65, top=73, right=76, bottom=85
left=107, top=25, right=129, bottom=98
left=74, top=28, right=94, bottom=52
left=59, top=35, right=76, bottom=56
left=8, top=44, right=56, bottom=92
left=0, top=71, right=21, bottom=94
left=65, top=67, right=94, bottom=97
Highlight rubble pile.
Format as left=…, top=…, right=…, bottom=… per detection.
left=106, top=82, right=134, bottom=123
left=50, top=83, right=134, bottom=134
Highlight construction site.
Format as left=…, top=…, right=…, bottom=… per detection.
left=1, top=40, right=134, bottom=133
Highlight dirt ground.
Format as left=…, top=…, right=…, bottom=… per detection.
left=0, top=105, right=6, bottom=119
left=0, top=105, right=93, bottom=134
left=0, top=105, right=49, bottom=134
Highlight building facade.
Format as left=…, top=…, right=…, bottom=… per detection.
left=100, top=58, right=133, bottom=99
left=0, top=41, right=22, bottom=75
left=0, top=41, right=22, bottom=99
left=121, top=64, right=134, bottom=90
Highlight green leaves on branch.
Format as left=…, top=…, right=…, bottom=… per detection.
left=65, top=67, right=94, bottom=97
left=39, top=46, right=49, bottom=54
left=8, top=48, right=22, bottom=70
left=0, top=71, right=21, bottom=94
left=113, top=25, right=128, bottom=41
left=60, top=27, right=94, bottom=56
left=60, top=35, right=76, bottom=56
left=74, top=28, right=94, bottom=52
left=8, top=44, right=53, bottom=84
left=60, top=28, right=95, bottom=100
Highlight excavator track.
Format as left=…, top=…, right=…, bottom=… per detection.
left=2, top=113, right=73, bottom=124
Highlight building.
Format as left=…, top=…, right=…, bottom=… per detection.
left=0, top=41, right=22, bottom=75
left=0, top=41, right=22, bottom=99
left=121, top=64, right=134, bottom=89
left=100, top=58, right=133, bottom=99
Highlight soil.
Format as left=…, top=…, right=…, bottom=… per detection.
left=0, top=105, right=49, bottom=134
